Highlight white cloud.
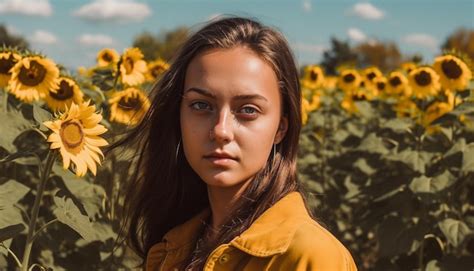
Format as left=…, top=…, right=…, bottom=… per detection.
left=350, top=2, right=384, bottom=20
left=77, top=34, right=116, bottom=46
left=292, top=42, right=326, bottom=54
left=0, top=0, right=52, bottom=17
left=73, top=0, right=152, bottom=23
left=302, top=0, right=312, bottom=13
left=401, top=33, right=438, bottom=50
left=30, top=30, right=57, bottom=44
left=347, top=28, right=367, bottom=43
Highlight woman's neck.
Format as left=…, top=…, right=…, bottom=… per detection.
left=206, top=180, right=251, bottom=231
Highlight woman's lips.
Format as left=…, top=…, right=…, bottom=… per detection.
left=203, top=153, right=238, bottom=166
left=205, top=156, right=236, bottom=166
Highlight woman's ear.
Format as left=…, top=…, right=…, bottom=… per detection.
left=274, top=116, right=288, bottom=144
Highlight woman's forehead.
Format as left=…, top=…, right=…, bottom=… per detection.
left=184, top=47, right=280, bottom=100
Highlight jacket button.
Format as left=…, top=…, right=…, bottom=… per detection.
left=218, top=253, right=230, bottom=264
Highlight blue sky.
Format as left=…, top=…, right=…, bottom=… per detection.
left=1, top=0, right=473, bottom=70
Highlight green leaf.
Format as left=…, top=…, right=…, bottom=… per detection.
left=0, top=239, right=12, bottom=257
left=32, top=103, right=52, bottom=130
left=357, top=133, right=389, bottom=155
left=381, top=118, right=412, bottom=133
left=0, top=109, right=34, bottom=153
left=0, top=180, right=30, bottom=207
left=354, top=158, right=376, bottom=175
left=409, top=171, right=456, bottom=194
left=0, top=208, right=24, bottom=230
left=75, top=222, right=116, bottom=246
left=0, top=224, right=25, bottom=242
left=53, top=196, right=95, bottom=242
left=378, top=216, right=428, bottom=258
left=53, top=165, right=106, bottom=218
left=0, top=151, right=40, bottom=166
left=438, top=218, right=471, bottom=247
left=425, top=260, right=441, bottom=271
left=461, top=143, right=474, bottom=174
left=444, top=138, right=466, bottom=158
left=388, top=150, right=432, bottom=174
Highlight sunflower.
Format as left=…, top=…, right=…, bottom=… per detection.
left=44, top=77, right=84, bottom=112
left=301, top=98, right=310, bottom=125
left=0, top=51, right=21, bottom=88
left=146, top=59, right=169, bottom=82
left=337, top=69, right=362, bottom=94
left=352, top=83, right=378, bottom=101
left=323, top=76, right=338, bottom=91
left=421, top=102, right=453, bottom=127
left=362, top=67, right=383, bottom=84
left=8, top=56, right=59, bottom=103
left=372, top=76, right=387, bottom=97
left=394, top=97, right=419, bottom=118
left=96, top=48, right=119, bottom=68
left=433, top=54, right=472, bottom=90
left=119, top=48, right=147, bottom=86
left=305, top=92, right=321, bottom=111
left=387, top=71, right=412, bottom=97
left=401, top=62, right=417, bottom=74
left=301, top=65, right=325, bottom=90
left=109, top=87, right=150, bottom=125
left=43, top=100, right=108, bottom=177
left=408, top=67, right=441, bottom=99
left=341, top=95, right=358, bottom=114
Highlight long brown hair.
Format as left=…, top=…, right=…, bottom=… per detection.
left=111, top=17, right=305, bottom=269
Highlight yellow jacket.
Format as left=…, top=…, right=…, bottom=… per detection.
left=146, top=192, right=357, bottom=270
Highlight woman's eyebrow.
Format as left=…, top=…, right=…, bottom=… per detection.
left=184, top=87, right=216, bottom=99
left=184, top=87, right=268, bottom=102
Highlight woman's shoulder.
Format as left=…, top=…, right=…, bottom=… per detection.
left=279, top=217, right=357, bottom=270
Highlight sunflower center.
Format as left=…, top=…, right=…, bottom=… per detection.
left=18, top=60, right=47, bottom=86
left=124, top=57, right=134, bottom=74
left=310, top=70, right=318, bottom=82
left=60, top=121, right=84, bottom=149
left=343, top=73, right=355, bottom=83
left=366, top=72, right=376, bottom=81
left=389, top=76, right=402, bottom=87
left=0, top=55, right=17, bottom=75
left=377, top=82, right=386, bottom=91
left=50, top=80, right=74, bottom=100
left=118, top=96, right=141, bottom=111
left=441, top=59, right=462, bottom=79
left=102, top=53, right=113, bottom=63
left=414, top=71, right=432, bottom=86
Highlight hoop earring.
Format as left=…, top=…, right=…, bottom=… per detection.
left=272, top=144, right=277, bottom=162
left=175, top=139, right=181, bottom=161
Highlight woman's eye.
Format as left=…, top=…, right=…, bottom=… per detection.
left=239, top=106, right=258, bottom=115
left=190, top=101, right=211, bottom=111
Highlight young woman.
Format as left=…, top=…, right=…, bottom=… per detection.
left=116, top=17, right=357, bottom=270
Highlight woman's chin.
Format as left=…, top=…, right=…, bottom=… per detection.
left=202, top=173, right=243, bottom=188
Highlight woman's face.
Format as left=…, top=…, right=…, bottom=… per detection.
left=180, top=46, right=288, bottom=189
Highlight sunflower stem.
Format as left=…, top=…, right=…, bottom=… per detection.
left=30, top=218, right=58, bottom=244
left=0, top=242, right=22, bottom=268
left=21, top=151, right=57, bottom=271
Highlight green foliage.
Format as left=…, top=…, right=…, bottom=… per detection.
left=298, top=90, right=474, bottom=270
left=132, top=27, right=189, bottom=61
left=0, top=25, right=29, bottom=50
left=0, top=98, right=138, bottom=270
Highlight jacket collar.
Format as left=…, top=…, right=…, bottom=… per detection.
left=162, top=191, right=310, bottom=257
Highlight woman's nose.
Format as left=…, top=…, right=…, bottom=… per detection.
left=210, top=107, right=234, bottom=144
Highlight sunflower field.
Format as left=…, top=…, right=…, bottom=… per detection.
left=0, top=44, right=473, bottom=271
